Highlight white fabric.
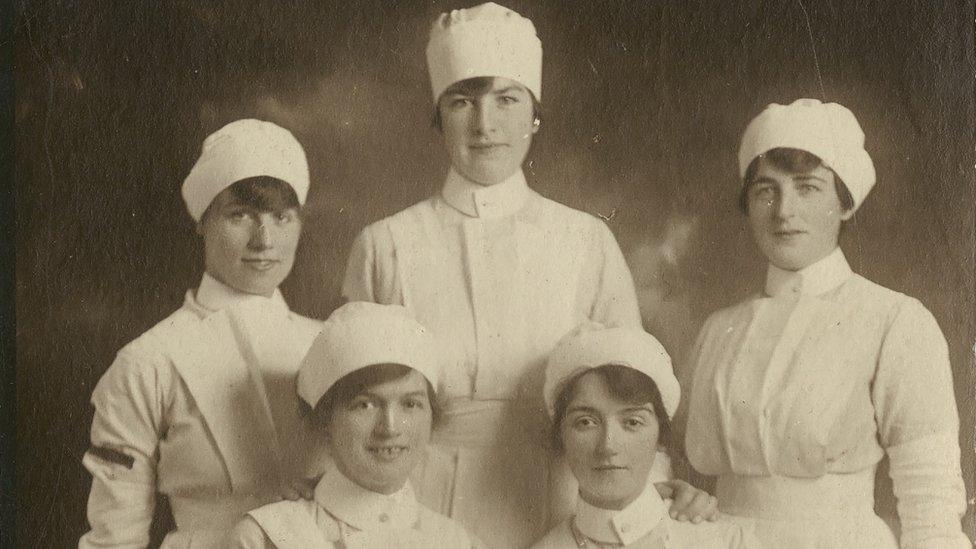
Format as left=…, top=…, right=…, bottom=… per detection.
left=738, top=98, right=876, bottom=210
left=296, top=302, right=440, bottom=407
left=426, top=2, right=542, bottom=101
left=181, top=119, right=310, bottom=221
left=226, top=463, right=478, bottom=548
left=342, top=168, right=642, bottom=547
left=684, top=249, right=969, bottom=548
left=544, top=323, right=680, bottom=419
left=531, top=483, right=752, bottom=548
left=80, top=276, right=326, bottom=549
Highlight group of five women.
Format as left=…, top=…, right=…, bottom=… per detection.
left=80, top=2, right=968, bottom=548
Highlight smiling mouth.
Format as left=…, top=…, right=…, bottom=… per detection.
left=469, top=143, right=507, bottom=151
left=773, top=230, right=805, bottom=238
left=593, top=465, right=628, bottom=472
left=368, top=446, right=409, bottom=461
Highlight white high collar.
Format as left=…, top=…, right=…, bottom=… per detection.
left=573, top=481, right=669, bottom=545
left=440, top=168, right=529, bottom=219
left=764, top=247, right=853, bottom=298
left=193, top=272, right=289, bottom=315
left=313, top=463, right=418, bottom=532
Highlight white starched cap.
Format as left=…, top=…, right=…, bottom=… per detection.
left=297, top=302, right=441, bottom=407
left=738, top=98, right=876, bottom=210
left=426, top=2, right=542, bottom=102
left=544, top=322, right=680, bottom=419
left=181, top=119, right=310, bottom=221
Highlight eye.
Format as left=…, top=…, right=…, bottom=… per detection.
left=622, top=416, right=647, bottom=429
left=403, top=397, right=427, bottom=410
left=275, top=211, right=295, bottom=224
left=348, top=398, right=375, bottom=411
left=798, top=182, right=821, bottom=194
left=448, top=97, right=473, bottom=109
left=571, top=416, right=599, bottom=430
left=498, top=95, right=519, bottom=105
left=225, top=209, right=249, bottom=221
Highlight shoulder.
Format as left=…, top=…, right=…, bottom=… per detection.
left=528, top=518, right=574, bottom=549
left=97, top=305, right=199, bottom=387
left=702, top=297, right=756, bottom=328
left=844, top=275, right=940, bottom=332
left=529, top=192, right=606, bottom=229
left=225, top=515, right=274, bottom=549
left=352, top=199, right=438, bottom=251
left=416, top=505, right=479, bottom=547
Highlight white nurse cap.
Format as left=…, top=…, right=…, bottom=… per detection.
left=544, top=322, right=680, bottom=419
left=426, top=2, right=542, bottom=102
left=181, top=119, right=310, bottom=221
left=738, top=98, right=876, bottom=210
left=297, top=302, right=441, bottom=408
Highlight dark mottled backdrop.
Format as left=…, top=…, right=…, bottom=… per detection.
left=14, top=1, right=974, bottom=546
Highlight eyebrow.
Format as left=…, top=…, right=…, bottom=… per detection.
left=355, top=390, right=428, bottom=400
left=793, top=174, right=829, bottom=183
left=566, top=404, right=654, bottom=415
left=491, top=86, right=526, bottom=95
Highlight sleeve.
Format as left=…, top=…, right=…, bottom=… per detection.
left=223, top=516, right=275, bottom=549
left=341, top=223, right=398, bottom=305
left=79, top=342, right=172, bottom=549
left=588, top=221, right=642, bottom=328
left=871, top=298, right=970, bottom=549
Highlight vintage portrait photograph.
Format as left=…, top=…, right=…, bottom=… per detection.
left=12, top=1, right=975, bottom=547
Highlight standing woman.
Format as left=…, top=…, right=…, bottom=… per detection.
left=342, top=3, right=647, bottom=546
left=81, top=120, right=326, bottom=548
left=683, top=99, right=970, bottom=547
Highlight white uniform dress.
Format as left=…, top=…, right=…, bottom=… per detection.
left=343, top=169, right=644, bottom=547
left=225, top=462, right=480, bottom=548
left=532, top=481, right=754, bottom=549
left=684, top=248, right=969, bottom=548
left=81, top=274, right=326, bottom=548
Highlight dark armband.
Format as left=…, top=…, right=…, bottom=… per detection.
left=88, top=446, right=135, bottom=469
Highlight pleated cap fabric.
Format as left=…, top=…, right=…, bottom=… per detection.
left=181, top=119, right=310, bottom=221
left=426, top=2, right=542, bottom=102
left=738, top=98, right=876, bottom=210
left=297, top=302, right=441, bottom=407
left=544, top=322, right=680, bottom=419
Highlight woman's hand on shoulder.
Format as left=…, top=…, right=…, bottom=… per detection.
left=654, top=479, right=718, bottom=523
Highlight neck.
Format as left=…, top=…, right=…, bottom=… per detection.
left=579, top=489, right=641, bottom=511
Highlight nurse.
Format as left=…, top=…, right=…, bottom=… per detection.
left=81, top=119, right=326, bottom=548
left=343, top=3, right=711, bottom=545
left=535, top=324, right=752, bottom=548
left=683, top=99, right=970, bottom=547
left=226, top=302, right=478, bottom=548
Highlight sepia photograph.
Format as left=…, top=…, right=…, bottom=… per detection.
left=12, top=1, right=975, bottom=547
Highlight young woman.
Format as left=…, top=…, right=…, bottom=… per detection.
left=225, top=302, right=478, bottom=548
left=343, top=4, right=712, bottom=545
left=683, top=99, right=969, bottom=547
left=534, top=324, right=750, bottom=548
left=81, top=120, right=326, bottom=548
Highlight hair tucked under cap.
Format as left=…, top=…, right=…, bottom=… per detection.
left=297, top=302, right=441, bottom=408
left=544, top=322, right=680, bottom=419
left=181, top=119, right=310, bottom=221
left=426, top=2, right=542, bottom=102
left=737, top=99, right=876, bottom=211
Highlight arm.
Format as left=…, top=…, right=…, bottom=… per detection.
left=589, top=222, right=642, bottom=328
left=342, top=223, right=400, bottom=305
left=79, top=344, right=170, bottom=549
left=873, top=298, right=970, bottom=549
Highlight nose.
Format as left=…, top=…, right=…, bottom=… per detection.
left=471, top=99, right=496, bottom=136
left=773, top=188, right=798, bottom=220
left=595, top=424, right=620, bottom=458
left=375, top=405, right=402, bottom=438
left=247, top=217, right=273, bottom=250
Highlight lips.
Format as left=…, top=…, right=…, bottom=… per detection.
left=469, top=143, right=507, bottom=152
left=241, top=258, right=280, bottom=271
left=593, top=464, right=628, bottom=472
left=772, top=229, right=806, bottom=238
left=368, top=445, right=409, bottom=462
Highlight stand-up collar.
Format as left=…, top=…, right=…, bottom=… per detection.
left=313, top=463, right=418, bottom=532
left=765, top=247, right=853, bottom=298
left=193, top=272, right=289, bottom=315
left=573, top=482, right=669, bottom=546
left=441, top=168, right=529, bottom=219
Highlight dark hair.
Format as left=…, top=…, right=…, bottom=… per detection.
left=300, top=363, right=441, bottom=429
left=432, top=76, right=543, bottom=131
left=551, top=364, right=672, bottom=456
left=200, top=176, right=301, bottom=222
left=739, top=148, right=855, bottom=213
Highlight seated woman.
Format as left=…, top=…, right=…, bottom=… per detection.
left=533, top=324, right=754, bottom=548
left=225, top=302, right=479, bottom=548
